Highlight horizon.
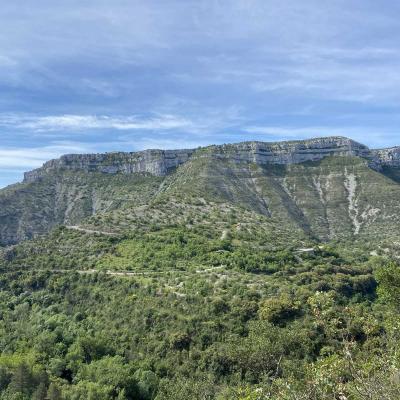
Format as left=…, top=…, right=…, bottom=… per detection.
left=13, top=135, right=400, bottom=187
left=1, top=1, right=400, bottom=187
left=19, top=134, right=400, bottom=160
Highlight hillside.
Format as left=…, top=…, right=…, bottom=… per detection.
left=0, top=137, right=400, bottom=399
left=1, top=136, right=400, bottom=246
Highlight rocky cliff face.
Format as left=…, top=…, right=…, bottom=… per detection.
left=158, top=153, right=400, bottom=241
left=371, top=147, right=400, bottom=167
left=23, top=137, right=400, bottom=183
left=24, top=149, right=195, bottom=183
left=200, top=137, right=371, bottom=164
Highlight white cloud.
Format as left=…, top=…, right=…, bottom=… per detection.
left=191, top=43, right=400, bottom=105
left=1, top=1, right=400, bottom=188
left=0, top=142, right=98, bottom=169
left=0, top=55, right=17, bottom=67
left=0, top=114, right=192, bottom=132
left=243, top=125, right=400, bottom=148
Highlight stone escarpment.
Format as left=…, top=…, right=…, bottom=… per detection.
left=371, top=147, right=400, bottom=168
left=24, top=149, right=195, bottom=183
left=203, top=136, right=371, bottom=165
left=23, top=136, right=400, bottom=183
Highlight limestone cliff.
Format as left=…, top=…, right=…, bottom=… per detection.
left=23, top=137, right=400, bottom=183
left=24, top=149, right=195, bottom=183
left=371, top=146, right=400, bottom=167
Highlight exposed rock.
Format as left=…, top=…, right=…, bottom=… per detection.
left=201, top=136, right=371, bottom=165
left=24, top=149, right=195, bottom=183
left=371, top=147, right=400, bottom=168
left=2, top=136, right=400, bottom=247
left=23, top=137, right=400, bottom=183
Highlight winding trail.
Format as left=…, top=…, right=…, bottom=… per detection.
left=65, top=226, right=119, bottom=236
left=1, top=265, right=228, bottom=277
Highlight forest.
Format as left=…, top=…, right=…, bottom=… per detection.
left=0, top=225, right=399, bottom=399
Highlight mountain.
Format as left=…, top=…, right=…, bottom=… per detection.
left=1, top=136, right=400, bottom=246
left=1, top=136, right=400, bottom=399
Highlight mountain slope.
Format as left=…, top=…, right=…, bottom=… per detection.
left=1, top=137, right=400, bottom=399
left=1, top=136, right=400, bottom=246
left=0, top=171, right=163, bottom=245
left=152, top=154, right=400, bottom=241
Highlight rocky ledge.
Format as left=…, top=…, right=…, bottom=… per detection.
left=371, top=147, right=400, bottom=167
left=24, top=149, right=195, bottom=183
left=23, top=136, right=400, bottom=183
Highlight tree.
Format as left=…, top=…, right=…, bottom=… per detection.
left=8, top=363, right=34, bottom=397
left=75, top=356, right=137, bottom=398
left=47, top=383, right=62, bottom=400
left=32, top=382, right=48, bottom=400
left=134, top=369, right=159, bottom=400
left=258, top=295, right=299, bottom=326
left=0, top=366, right=11, bottom=391
left=375, top=262, right=400, bottom=308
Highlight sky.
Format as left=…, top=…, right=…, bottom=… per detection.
left=1, top=0, right=400, bottom=187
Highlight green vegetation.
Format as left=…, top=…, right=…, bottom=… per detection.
left=0, top=218, right=398, bottom=399
left=1, top=151, right=400, bottom=398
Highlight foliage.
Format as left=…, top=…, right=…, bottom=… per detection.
left=0, top=156, right=400, bottom=398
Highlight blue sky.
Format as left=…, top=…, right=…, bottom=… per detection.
left=1, top=0, right=400, bottom=187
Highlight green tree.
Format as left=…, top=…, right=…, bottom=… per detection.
left=258, top=295, right=299, bottom=325
left=375, top=262, right=400, bottom=308
left=32, top=382, right=48, bottom=400
left=134, top=370, right=159, bottom=400
left=47, top=383, right=62, bottom=400
left=75, top=356, right=136, bottom=398
left=0, top=367, right=11, bottom=391
left=8, top=364, right=34, bottom=397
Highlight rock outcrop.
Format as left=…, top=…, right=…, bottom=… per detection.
left=23, top=136, right=400, bottom=183
left=24, top=149, right=195, bottom=183
left=371, top=147, right=400, bottom=168
left=201, top=137, right=371, bottom=165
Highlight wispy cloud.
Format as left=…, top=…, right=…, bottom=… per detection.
left=0, top=142, right=98, bottom=169
left=0, top=114, right=192, bottom=132
left=0, top=55, right=18, bottom=67
left=0, top=1, right=400, bottom=187
left=0, top=141, right=104, bottom=187
left=243, top=125, right=400, bottom=148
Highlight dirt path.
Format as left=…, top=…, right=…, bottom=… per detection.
left=65, top=226, right=119, bottom=236
left=2, top=265, right=228, bottom=278
left=85, top=266, right=227, bottom=277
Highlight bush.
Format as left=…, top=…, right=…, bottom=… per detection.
left=258, top=295, right=300, bottom=325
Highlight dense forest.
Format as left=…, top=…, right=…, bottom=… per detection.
left=0, top=223, right=399, bottom=399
